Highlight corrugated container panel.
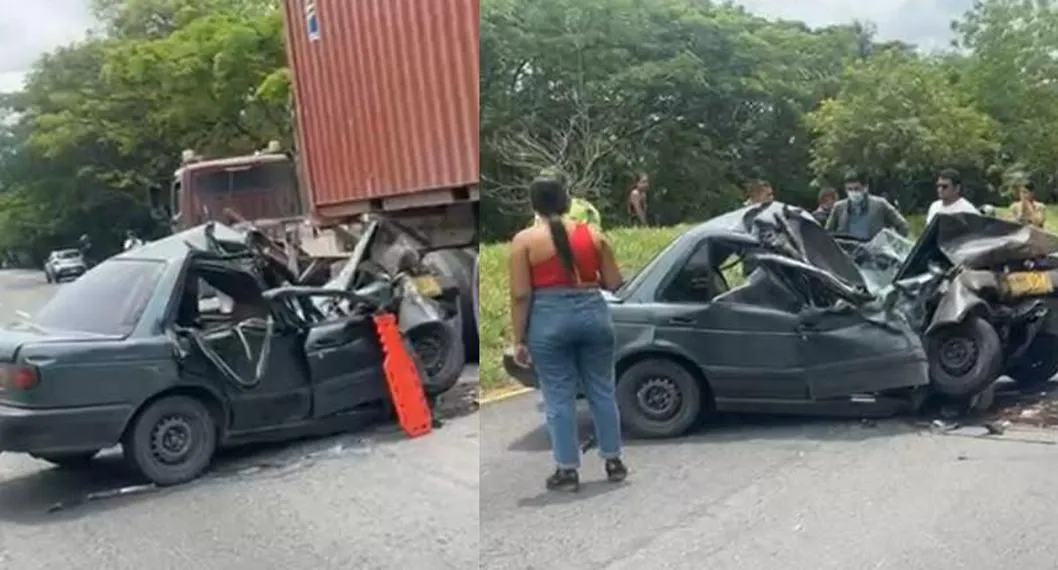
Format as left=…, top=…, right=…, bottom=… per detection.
left=281, top=0, right=479, bottom=212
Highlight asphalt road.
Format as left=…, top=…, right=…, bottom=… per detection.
left=481, top=385, right=1058, bottom=569
left=0, top=270, right=479, bottom=570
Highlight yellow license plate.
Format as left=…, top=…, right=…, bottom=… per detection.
left=411, top=275, right=442, bottom=297
left=1005, top=271, right=1054, bottom=297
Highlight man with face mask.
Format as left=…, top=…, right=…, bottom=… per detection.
left=825, top=171, right=909, bottom=240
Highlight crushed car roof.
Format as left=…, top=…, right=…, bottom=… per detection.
left=678, top=201, right=867, bottom=288
left=115, top=223, right=249, bottom=262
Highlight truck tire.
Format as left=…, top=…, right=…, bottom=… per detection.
left=423, top=248, right=478, bottom=362
left=925, top=316, right=1003, bottom=398
left=472, top=253, right=479, bottom=331
left=1006, top=332, right=1058, bottom=389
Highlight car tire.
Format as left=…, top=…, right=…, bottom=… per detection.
left=925, top=316, right=1004, bottom=398
left=617, top=358, right=704, bottom=439
left=44, top=272, right=52, bottom=284
left=30, top=450, right=100, bottom=468
left=404, top=323, right=463, bottom=396
left=1006, top=332, right=1058, bottom=389
left=122, top=395, right=217, bottom=486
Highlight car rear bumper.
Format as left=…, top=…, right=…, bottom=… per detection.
left=0, top=402, right=131, bottom=453
left=54, top=266, right=86, bottom=279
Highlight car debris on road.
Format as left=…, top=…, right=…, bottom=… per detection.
left=0, top=218, right=467, bottom=486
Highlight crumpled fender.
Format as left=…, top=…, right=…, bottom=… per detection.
left=925, top=275, right=988, bottom=335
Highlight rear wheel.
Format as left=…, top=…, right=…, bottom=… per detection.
left=617, top=358, right=704, bottom=439
left=122, top=395, right=217, bottom=486
left=925, top=316, right=1003, bottom=398
left=30, top=450, right=100, bottom=468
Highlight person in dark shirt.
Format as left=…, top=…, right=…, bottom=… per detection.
left=826, top=171, right=909, bottom=240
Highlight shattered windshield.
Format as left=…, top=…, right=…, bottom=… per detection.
left=841, top=229, right=915, bottom=294
left=34, top=259, right=166, bottom=336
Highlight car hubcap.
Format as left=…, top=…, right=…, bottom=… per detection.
left=151, top=415, right=194, bottom=464
left=938, top=335, right=978, bottom=376
left=636, top=376, right=681, bottom=420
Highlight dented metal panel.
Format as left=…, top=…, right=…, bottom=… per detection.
left=281, top=0, right=479, bottom=217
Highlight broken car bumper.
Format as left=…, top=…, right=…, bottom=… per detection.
left=502, top=347, right=538, bottom=388
left=0, top=402, right=131, bottom=454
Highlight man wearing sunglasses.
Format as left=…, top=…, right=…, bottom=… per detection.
left=927, top=168, right=979, bottom=224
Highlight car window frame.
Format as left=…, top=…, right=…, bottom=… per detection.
left=656, top=238, right=717, bottom=304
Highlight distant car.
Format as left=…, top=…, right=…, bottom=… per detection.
left=43, top=249, right=87, bottom=283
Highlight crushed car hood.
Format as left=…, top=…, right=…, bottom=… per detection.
left=895, top=213, right=1058, bottom=280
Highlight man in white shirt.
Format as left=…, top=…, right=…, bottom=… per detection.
left=926, top=168, right=979, bottom=224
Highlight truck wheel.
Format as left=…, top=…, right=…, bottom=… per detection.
left=617, top=359, right=704, bottom=439
left=925, top=316, right=1003, bottom=398
left=1006, top=332, right=1058, bottom=389
left=423, top=249, right=478, bottom=362
left=31, top=450, right=100, bottom=468
left=122, top=395, right=217, bottom=486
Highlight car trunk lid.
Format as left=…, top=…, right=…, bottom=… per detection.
left=0, top=323, right=121, bottom=362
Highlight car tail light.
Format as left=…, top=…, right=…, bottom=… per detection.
left=0, top=364, right=39, bottom=390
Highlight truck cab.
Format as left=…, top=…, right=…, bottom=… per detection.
left=168, top=151, right=304, bottom=232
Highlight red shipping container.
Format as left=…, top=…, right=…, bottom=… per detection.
left=281, top=0, right=479, bottom=220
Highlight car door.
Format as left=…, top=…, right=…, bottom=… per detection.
left=302, top=310, right=389, bottom=418
left=790, top=273, right=928, bottom=399
left=651, top=238, right=809, bottom=401
left=187, top=264, right=313, bottom=432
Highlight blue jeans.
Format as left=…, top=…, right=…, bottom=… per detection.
left=526, top=288, right=622, bottom=469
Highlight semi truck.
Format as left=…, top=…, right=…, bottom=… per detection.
left=150, top=0, right=479, bottom=360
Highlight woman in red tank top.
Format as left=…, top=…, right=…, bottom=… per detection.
left=508, top=173, right=628, bottom=492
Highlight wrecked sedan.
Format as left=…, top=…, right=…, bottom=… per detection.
left=0, top=222, right=460, bottom=485
left=845, top=213, right=1058, bottom=396
left=505, top=202, right=932, bottom=439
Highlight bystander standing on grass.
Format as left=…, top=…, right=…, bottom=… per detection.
left=1008, top=182, right=1047, bottom=228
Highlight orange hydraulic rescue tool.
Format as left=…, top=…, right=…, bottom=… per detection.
left=372, top=313, right=433, bottom=437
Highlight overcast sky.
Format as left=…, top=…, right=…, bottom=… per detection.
left=0, top=0, right=975, bottom=93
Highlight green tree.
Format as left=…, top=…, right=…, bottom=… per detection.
left=807, top=50, right=999, bottom=208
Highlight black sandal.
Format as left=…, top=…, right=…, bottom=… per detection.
left=545, top=468, right=580, bottom=492
left=605, top=458, right=628, bottom=483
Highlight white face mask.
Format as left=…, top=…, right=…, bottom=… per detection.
left=847, top=190, right=866, bottom=203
